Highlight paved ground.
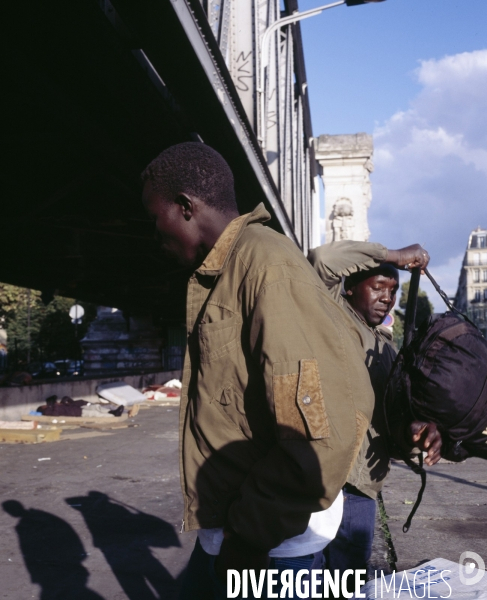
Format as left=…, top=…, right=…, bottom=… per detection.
left=1, top=403, right=486, bottom=599
left=381, top=456, right=487, bottom=572
left=0, top=404, right=195, bottom=600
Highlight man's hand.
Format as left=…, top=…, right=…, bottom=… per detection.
left=408, top=421, right=442, bottom=466
left=386, top=244, right=430, bottom=273
left=214, top=532, right=270, bottom=583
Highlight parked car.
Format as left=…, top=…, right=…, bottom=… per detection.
left=27, top=362, right=60, bottom=379
left=67, top=360, right=84, bottom=376
left=54, top=360, right=68, bottom=376
left=54, top=359, right=84, bottom=377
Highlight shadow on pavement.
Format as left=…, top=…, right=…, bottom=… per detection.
left=392, top=460, right=487, bottom=491
left=66, top=491, right=181, bottom=600
left=2, top=499, right=104, bottom=600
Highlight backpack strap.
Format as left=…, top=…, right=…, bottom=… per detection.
left=396, top=267, right=427, bottom=532
left=424, top=268, right=477, bottom=328
left=401, top=453, right=427, bottom=533
left=404, top=267, right=421, bottom=346
left=382, top=349, right=427, bottom=532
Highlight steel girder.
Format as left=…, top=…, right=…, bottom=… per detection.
left=200, top=0, right=316, bottom=253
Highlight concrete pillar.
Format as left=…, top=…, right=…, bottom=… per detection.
left=314, top=133, right=373, bottom=243
left=311, top=174, right=322, bottom=249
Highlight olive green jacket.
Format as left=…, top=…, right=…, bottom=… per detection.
left=308, top=241, right=397, bottom=499
left=180, top=205, right=375, bottom=552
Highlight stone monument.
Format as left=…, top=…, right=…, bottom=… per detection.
left=314, top=133, right=374, bottom=243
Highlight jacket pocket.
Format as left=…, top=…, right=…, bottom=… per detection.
left=346, top=409, right=370, bottom=479
left=211, top=383, right=251, bottom=439
left=296, top=359, right=330, bottom=439
left=199, top=315, right=240, bottom=364
left=273, top=358, right=329, bottom=440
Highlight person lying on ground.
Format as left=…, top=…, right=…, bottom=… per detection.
left=37, top=395, right=124, bottom=418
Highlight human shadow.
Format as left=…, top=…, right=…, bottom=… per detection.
left=66, top=491, right=181, bottom=600
left=179, top=438, right=328, bottom=600
left=2, top=500, right=104, bottom=600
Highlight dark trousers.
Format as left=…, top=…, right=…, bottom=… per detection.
left=323, top=485, right=376, bottom=595
left=178, top=538, right=315, bottom=600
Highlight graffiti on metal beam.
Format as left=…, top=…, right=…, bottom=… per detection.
left=235, top=51, right=253, bottom=92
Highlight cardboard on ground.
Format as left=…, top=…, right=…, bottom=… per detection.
left=0, top=426, right=61, bottom=444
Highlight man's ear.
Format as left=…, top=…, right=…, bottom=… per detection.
left=175, top=193, right=194, bottom=221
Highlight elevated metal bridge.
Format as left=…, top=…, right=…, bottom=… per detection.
left=3, top=0, right=319, bottom=322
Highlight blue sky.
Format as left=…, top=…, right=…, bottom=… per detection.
left=301, top=0, right=487, bottom=134
left=299, top=0, right=487, bottom=308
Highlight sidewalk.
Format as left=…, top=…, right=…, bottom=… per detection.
left=1, top=402, right=485, bottom=599
left=379, top=457, right=487, bottom=572
left=0, top=404, right=195, bottom=599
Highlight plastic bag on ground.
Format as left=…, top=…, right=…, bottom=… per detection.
left=96, top=381, right=146, bottom=407
left=163, top=379, right=182, bottom=389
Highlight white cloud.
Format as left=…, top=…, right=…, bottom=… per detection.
left=417, top=50, right=487, bottom=92
left=369, top=49, right=487, bottom=304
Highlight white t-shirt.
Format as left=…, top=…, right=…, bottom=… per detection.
left=197, top=490, right=343, bottom=558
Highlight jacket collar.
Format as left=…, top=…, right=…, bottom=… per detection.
left=196, top=203, right=271, bottom=276
left=344, top=301, right=393, bottom=342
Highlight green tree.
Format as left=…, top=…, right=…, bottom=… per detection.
left=392, top=308, right=404, bottom=349
left=6, top=293, right=44, bottom=364
left=392, top=280, right=434, bottom=348
left=0, top=283, right=96, bottom=367
left=0, top=284, right=32, bottom=322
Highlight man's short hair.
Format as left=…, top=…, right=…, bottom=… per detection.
left=344, top=264, right=399, bottom=290
left=141, top=142, right=238, bottom=214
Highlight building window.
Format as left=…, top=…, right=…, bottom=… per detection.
left=484, top=270, right=487, bottom=283
left=471, top=235, right=487, bottom=249
left=484, top=289, right=487, bottom=302
left=473, top=269, right=480, bottom=282
left=473, top=253, right=480, bottom=265
left=474, top=289, right=481, bottom=302
left=482, top=253, right=487, bottom=264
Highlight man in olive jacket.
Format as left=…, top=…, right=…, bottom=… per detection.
left=142, top=143, right=375, bottom=599
left=308, top=241, right=442, bottom=586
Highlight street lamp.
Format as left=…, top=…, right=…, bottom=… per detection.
left=258, top=0, right=386, bottom=148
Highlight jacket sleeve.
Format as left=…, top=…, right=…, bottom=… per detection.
left=307, top=241, right=388, bottom=302
left=226, top=273, right=374, bottom=552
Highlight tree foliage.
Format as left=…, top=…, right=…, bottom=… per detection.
left=392, top=280, right=434, bottom=348
left=392, top=308, right=405, bottom=349
left=0, top=283, right=96, bottom=367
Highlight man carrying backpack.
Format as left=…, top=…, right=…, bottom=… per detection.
left=308, top=240, right=442, bottom=588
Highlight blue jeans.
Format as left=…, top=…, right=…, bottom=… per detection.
left=178, top=538, right=315, bottom=600
left=322, top=485, right=376, bottom=595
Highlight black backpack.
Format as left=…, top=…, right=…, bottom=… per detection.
left=384, top=268, right=487, bottom=531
